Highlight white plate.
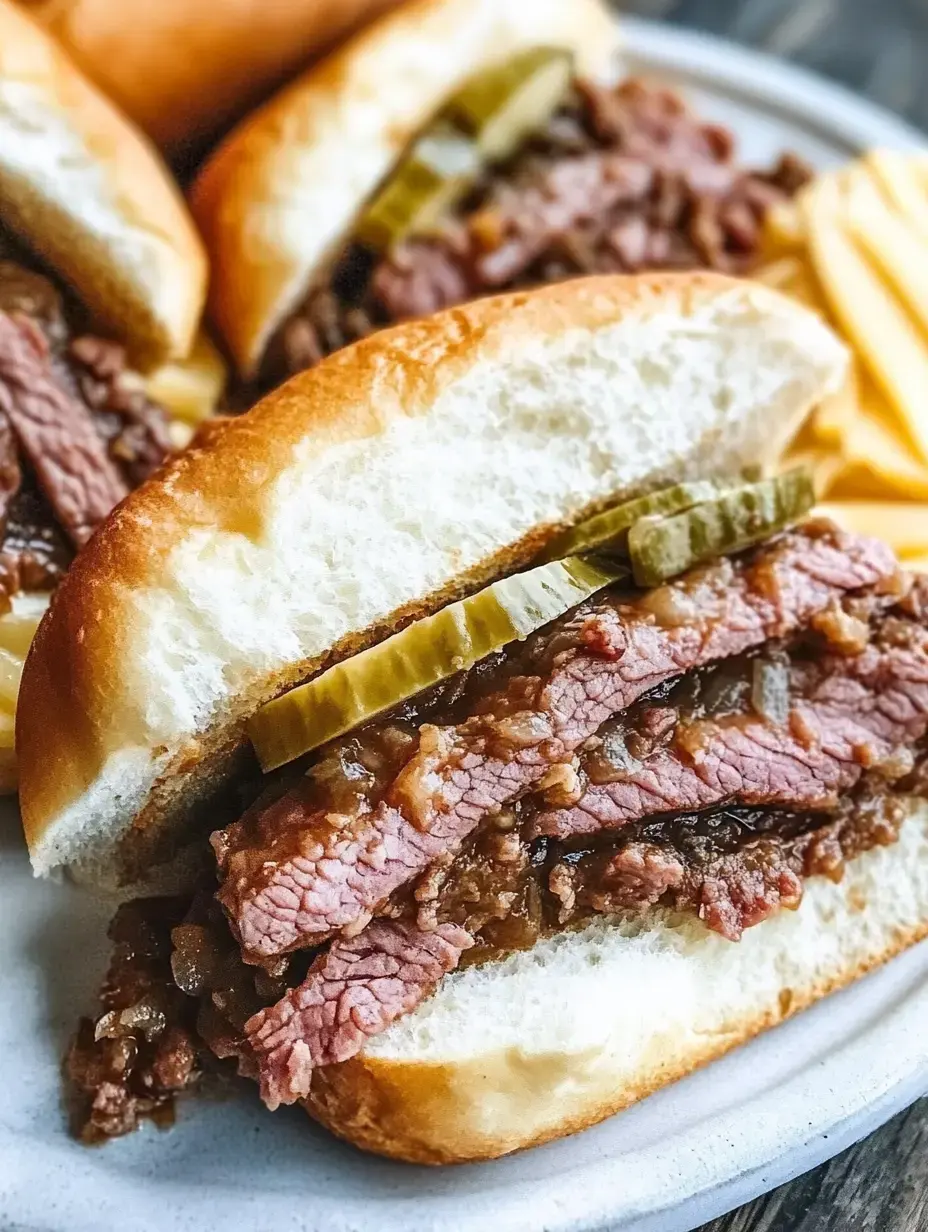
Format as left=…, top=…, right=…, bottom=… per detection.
left=3, top=19, right=928, bottom=1232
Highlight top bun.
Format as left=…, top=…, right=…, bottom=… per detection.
left=0, top=0, right=206, bottom=366
left=20, top=0, right=404, bottom=155
left=16, top=273, right=848, bottom=885
left=190, top=0, right=620, bottom=379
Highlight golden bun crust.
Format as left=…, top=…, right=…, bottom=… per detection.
left=305, top=801, right=928, bottom=1162
left=15, top=272, right=847, bottom=881
left=20, top=0, right=404, bottom=154
left=190, top=0, right=619, bottom=378
left=0, top=749, right=16, bottom=794
left=0, top=0, right=206, bottom=365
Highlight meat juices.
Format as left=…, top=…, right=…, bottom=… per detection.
left=67, top=531, right=928, bottom=1130
left=257, top=79, right=810, bottom=391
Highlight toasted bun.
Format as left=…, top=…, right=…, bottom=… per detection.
left=20, top=0, right=404, bottom=155
left=16, top=273, right=848, bottom=883
left=0, top=0, right=206, bottom=365
left=307, top=798, right=928, bottom=1162
left=190, top=0, right=619, bottom=378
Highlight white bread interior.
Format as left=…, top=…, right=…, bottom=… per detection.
left=189, top=0, right=619, bottom=378
left=0, top=0, right=207, bottom=365
left=307, top=797, right=928, bottom=1163
left=16, top=274, right=848, bottom=882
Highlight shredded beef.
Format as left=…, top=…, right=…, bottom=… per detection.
left=258, top=79, right=810, bottom=390
left=244, top=920, right=472, bottom=1109
left=214, top=525, right=899, bottom=961
left=65, top=899, right=202, bottom=1143
left=0, top=259, right=67, bottom=342
left=550, top=791, right=907, bottom=942
left=67, top=335, right=172, bottom=487
left=0, top=484, right=72, bottom=595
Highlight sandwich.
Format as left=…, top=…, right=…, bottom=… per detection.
left=190, top=0, right=811, bottom=398
left=19, top=273, right=928, bottom=1162
left=0, top=0, right=214, bottom=789
left=19, top=0, right=405, bottom=157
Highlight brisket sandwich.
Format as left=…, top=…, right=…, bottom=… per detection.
left=190, top=0, right=811, bottom=400
left=18, top=273, right=928, bottom=1161
left=0, top=0, right=211, bottom=789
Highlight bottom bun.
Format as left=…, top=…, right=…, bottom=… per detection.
left=306, top=798, right=928, bottom=1163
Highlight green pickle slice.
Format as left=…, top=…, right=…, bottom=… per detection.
left=354, top=47, right=573, bottom=253
left=449, top=47, right=574, bottom=162
left=627, top=468, right=815, bottom=588
left=542, top=480, right=721, bottom=561
left=354, top=124, right=482, bottom=253
left=249, top=555, right=625, bottom=772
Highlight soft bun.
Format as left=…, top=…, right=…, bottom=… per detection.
left=307, top=797, right=928, bottom=1162
left=189, top=0, right=620, bottom=379
left=16, top=273, right=848, bottom=884
left=20, top=0, right=404, bottom=155
left=0, top=0, right=206, bottom=365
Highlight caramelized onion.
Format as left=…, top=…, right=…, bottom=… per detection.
left=170, top=924, right=223, bottom=997
left=751, top=658, right=790, bottom=726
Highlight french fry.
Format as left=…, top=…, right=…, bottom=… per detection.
left=0, top=648, right=23, bottom=709
left=812, top=367, right=858, bottom=447
left=145, top=330, right=228, bottom=425
left=754, top=256, right=804, bottom=291
left=802, top=175, right=928, bottom=465
left=0, top=594, right=48, bottom=658
left=0, top=710, right=14, bottom=755
left=830, top=380, right=928, bottom=500
left=865, top=149, right=928, bottom=241
left=844, top=166, right=928, bottom=335
left=754, top=253, right=829, bottom=316
left=816, top=501, right=928, bottom=556
left=761, top=199, right=805, bottom=254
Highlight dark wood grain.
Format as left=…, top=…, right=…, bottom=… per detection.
left=695, top=1096, right=928, bottom=1231
left=610, top=8, right=927, bottom=1230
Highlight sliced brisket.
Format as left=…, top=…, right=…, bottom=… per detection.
left=244, top=920, right=472, bottom=1109
left=0, top=311, right=128, bottom=545
left=0, top=405, right=21, bottom=528
left=0, top=251, right=173, bottom=605
left=214, top=525, right=900, bottom=961
left=532, top=635, right=928, bottom=839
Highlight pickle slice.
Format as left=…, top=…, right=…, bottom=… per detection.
left=355, top=124, right=481, bottom=253
left=449, top=47, right=574, bottom=163
left=542, top=481, right=720, bottom=562
left=249, top=556, right=625, bottom=772
left=354, top=48, right=572, bottom=252
left=627, top=469, right=815, bottom=588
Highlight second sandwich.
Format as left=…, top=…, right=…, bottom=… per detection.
left=0, top=0, right=214, bottom=786
left=192, top=0, right=811, bottom=396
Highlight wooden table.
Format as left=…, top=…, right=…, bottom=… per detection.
left=616, top=2, right=928, bottom=1227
